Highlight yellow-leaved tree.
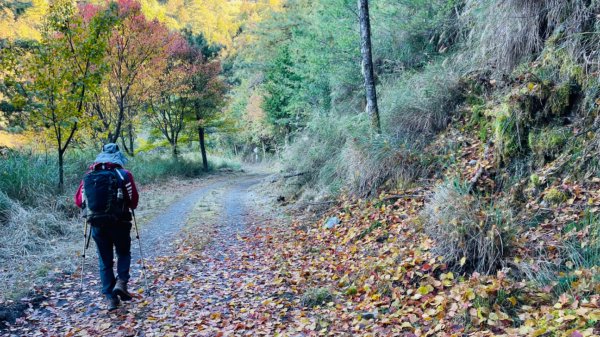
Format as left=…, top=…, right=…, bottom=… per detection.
left=29, top=0, right=114, bottom=190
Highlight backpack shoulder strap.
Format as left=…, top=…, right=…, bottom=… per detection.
left=114, top=168, right=128, bottom=185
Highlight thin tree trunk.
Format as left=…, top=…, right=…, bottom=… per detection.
left=198, top=126, right=208, bottom=171
left=58, top=149, right=64, bottom=192
left=358, top=0, right=381, bottom=133
left=172, top=142, right=178, bottom=158
left=111, top=98, right=125, bottom=143
left=127, top=122, right=135, bottom=156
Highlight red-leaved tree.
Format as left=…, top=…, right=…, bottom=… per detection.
left=89, top=0, right=178, bottom=153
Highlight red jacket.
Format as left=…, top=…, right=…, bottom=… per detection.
left=74, top=162, right=139, bottom=210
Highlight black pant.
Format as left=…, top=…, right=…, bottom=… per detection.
left=91, top=222, right=132, bottom=297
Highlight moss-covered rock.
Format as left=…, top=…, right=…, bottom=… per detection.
left=528, top=127, right=569, bottom=163
left=494, top=104, right=527, bottom=164
left=544, top=187, right=568, bottom=205
left=547, top=82, right=572, bottom=117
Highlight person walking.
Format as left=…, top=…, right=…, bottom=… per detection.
left=74, top=143, right=139, bottom=311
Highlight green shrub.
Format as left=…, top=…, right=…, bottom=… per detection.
left=301, top=287, right=333, bottom=307
left=422, top=181, right=514, bottom=274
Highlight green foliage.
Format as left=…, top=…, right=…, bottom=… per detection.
left=262, top=45, right=305, bottom=137
left=372, top=0, right=462, bottom=70
left=0, top=40, right=35, bottom=129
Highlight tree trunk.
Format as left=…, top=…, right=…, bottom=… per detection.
left=198, top=126, right=208, bottom=171
left=357, top=0, right=381, bottom=133
left=58, top=149, right=64, bottom=192
left=172, top=142, right=178, bottom=158
left=128, top=122, right=135, bottom=156
left=111, top=98, right=125, bottom=143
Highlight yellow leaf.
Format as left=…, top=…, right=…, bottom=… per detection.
left=417, top=284, right=433, bottom=295
left=465, top=288, right=476, bottom=301
left=460, top=256, right=466, bottom=267
left=400, top=321, right=412, bottom=329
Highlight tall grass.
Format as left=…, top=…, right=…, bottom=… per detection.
left=0, top=149, right=239, bottom=206
left=422, top=180, right=514, bottom=274
left=283, top=59, right=464, bottom=199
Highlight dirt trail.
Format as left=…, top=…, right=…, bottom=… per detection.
left=134, top=174, right=264, bottom=259
left=1, top=173, right=278, bottom=336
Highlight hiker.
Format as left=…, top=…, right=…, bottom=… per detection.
left=74, top=143, right=139, bottom=311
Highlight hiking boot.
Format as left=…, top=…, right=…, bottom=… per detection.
left=106, top=295, right=120, bottom=311
left=113, top=279, right=132, bottom=301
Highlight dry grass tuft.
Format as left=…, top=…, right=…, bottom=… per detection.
left=0, top=198, right=80, bottom=301
left=422, top=181, right=514, bottom=275
left=301, top=287, right=333, bottom=308
left=464, top=0, right=600, bottom=73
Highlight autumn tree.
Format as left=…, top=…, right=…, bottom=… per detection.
left=146, top=36, right=193, bottom=158
left=29, top=0, right=113, bottom=190
left=0, top=40, right=35, bottom=130
left=90, top=0, right=174, bottom=153
left=183, top=32, right=227, bottom=171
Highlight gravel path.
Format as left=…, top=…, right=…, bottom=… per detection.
left=133, top=174, right=266, bottom=258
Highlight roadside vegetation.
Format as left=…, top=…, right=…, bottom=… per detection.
left=224, top=0, right=600, bottom=334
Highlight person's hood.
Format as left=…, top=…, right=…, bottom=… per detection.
left=94, top=143, right=128, bottom=167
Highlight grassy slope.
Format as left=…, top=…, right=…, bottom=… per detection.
left=272, top=113, right=600, bottom=335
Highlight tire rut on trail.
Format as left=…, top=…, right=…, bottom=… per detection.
left=138, top=174, right=264, bottom=259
